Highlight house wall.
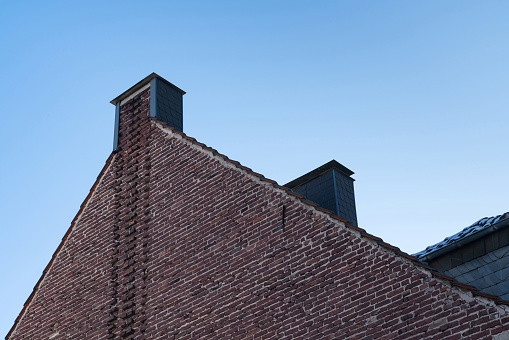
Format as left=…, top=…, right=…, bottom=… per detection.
left=9, top=143, right=117, bottom=338
left=9, top=88, right=509, bottom=339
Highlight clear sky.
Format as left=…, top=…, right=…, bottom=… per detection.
left=1, top=0, right=508, bottom=335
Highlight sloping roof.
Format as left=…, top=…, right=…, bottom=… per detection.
left=441, top=243, right=509, bottom=300
left=414, top=212, right=509, bottom=261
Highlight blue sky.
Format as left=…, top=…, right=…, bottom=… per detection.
left=1, top=1, right=508, bottom=335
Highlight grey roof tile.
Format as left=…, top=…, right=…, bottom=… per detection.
left=414, top=212, right=509, bottom=260
left=470, top=279, right=487, bottom=290
left=456, top=272, right=475, bottom=284
left=494, top=246, right=509, bottom=258
left=464, top=261, right=479, bottom=272
left=494, top=250, right=509, bottom=268
left=494, top=267, right=509, bottom=282
left=469, top=269, right=483, bottom=281
left=488, top=252, right=501, bottom=262
left=456, top=264, right=470, bottom=275
left=500, top=292, right=509, bottom=301
left=442, top=246, right=509, bottom=299
left=478, top=255, right=490, bottom=265
left=484, top=273, right=501, bottom=287
left=468, top=258, right=483, bottom=270
left=446, top=267, right=462, bottom=278
left=485, top=285, right=504, bottom=297
left=477, top=264, right=494, bottom=278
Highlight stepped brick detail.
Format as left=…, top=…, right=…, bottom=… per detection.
left=8, top=80, right=509, bottom=339
left=108, top=89, right=152, bottom=338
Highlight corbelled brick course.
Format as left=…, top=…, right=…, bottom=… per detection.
left=7, top=84, right=509, bottom=339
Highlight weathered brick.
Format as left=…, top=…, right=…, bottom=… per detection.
left=8, top=79, right=509, bottom=340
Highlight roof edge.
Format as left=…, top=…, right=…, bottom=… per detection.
left=151, top=118, right=509, bottom=309
left=6, top=153, right=116, bottom=339
left=416, top=215, right=509, bottom=262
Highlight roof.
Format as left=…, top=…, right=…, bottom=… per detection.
left=414, top=212, right=509, bottom=261
left=440, top=239, right=509, bottom=300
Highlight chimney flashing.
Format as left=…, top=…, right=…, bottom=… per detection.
left=113, top=102, right=120, bottom=150
left=150, top=77, right=157, bottom=118
left=110, top=72, right=185, bottom=106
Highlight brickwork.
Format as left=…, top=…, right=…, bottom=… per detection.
left=108, top=89, right=153, bottom=338
left=8, top=86, right=509, bottom=339
left=8, top=154, right=116, bottom=338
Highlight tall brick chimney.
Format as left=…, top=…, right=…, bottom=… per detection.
left=110, top=73, right=185, bottom=150
left=285, top=160, right=358, bottom=226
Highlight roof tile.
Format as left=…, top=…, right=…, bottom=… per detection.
left=414, top=212, right=509, bottom=260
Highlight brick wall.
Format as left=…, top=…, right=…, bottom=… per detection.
left=8, top=88, right=509, bottom=339
left=8, top=147, right=116, bottom=338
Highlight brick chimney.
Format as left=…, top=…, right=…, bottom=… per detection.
left=285, top=160, right=358, bottom=226
left=110, top=73, right=185, bottom=150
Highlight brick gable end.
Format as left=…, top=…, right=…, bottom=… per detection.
left=9, top=86, right=509, bottom=339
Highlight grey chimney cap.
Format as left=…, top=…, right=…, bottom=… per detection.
left=110, top=72, right=186, bottom=106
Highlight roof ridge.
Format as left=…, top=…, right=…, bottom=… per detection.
left=414, top=212, right=509, bottom=260
left=152, top=118, right=509, bottom=310
left=6, top=153, right=116, bottom=339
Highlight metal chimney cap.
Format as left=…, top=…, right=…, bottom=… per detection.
left=110, top=72, right=186, bottom=106
left=284, top=160, right=354, bottom=189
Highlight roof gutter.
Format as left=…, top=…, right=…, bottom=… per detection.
left=419, top=216, right=509, bottom=263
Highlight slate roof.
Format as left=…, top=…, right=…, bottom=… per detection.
left=442, top=244, right=509, bottom=300
left=414, top=212, right=509, bottom=261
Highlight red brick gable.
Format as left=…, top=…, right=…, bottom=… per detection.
left=7, top=152, right=116, bottom=339
left=8, top=85, right=509, bottom=339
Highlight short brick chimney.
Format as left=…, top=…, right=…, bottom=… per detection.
left=110, top=73, right=185, bottom=150
left=285, top=160, right=358, bottom=226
